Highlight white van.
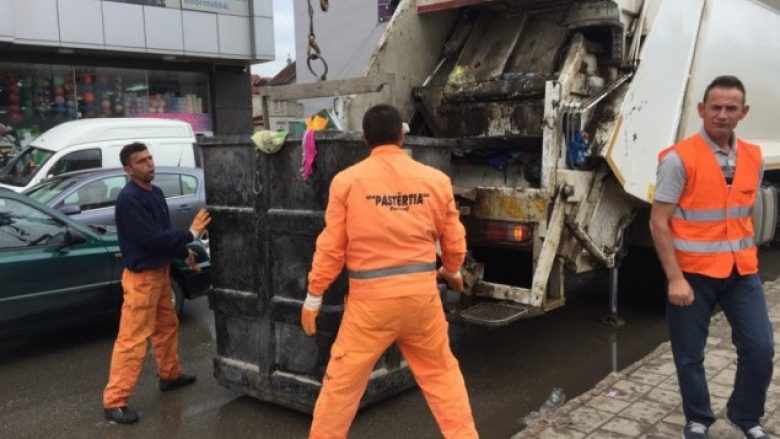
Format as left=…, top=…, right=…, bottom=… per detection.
left=0, top=118, right=198, bottom=192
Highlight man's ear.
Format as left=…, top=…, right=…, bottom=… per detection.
left=740, top=104, right=750, bottom=120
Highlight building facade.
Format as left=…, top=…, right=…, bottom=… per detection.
left=0, top=0, right=274, bottom=152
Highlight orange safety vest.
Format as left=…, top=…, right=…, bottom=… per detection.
left=658, top=133, right=761, bottom=278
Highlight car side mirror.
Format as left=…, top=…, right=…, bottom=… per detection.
left=57, top=228, right=88, bottom=250
left=58, top=204, right=82, bottom=215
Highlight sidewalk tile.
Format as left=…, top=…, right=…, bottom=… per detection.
left=620, top=400, right=671, bottom=425
left=703, top=354, right=734, bottom=373
left=641, top=421, right=680, bottom=438
left=537, top=427, right=586, bottom=439
left=563, top=405, right=613, bottom=434
left=609, top=379, right=653, bottom=401
left=707, top=382, right=732, bottom=399
left=645, top=388, right=681, bottom=409
left=711, top=367, right=736, bottom=386
left=585, top=430, right=633, bottom=439
left=628, top=370, right=668, bottom=387
left=586, top=395, right=632, bottom=414
left=662, top=411, right=686, bottom=427
left=600, top=416, right=644, bottom=436
left=639, top=362, right=677, bottom=377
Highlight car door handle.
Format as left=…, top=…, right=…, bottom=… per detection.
left=177, top=205, right=192, bottom=211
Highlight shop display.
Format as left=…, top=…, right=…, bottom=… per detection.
left=0, top=62, right=212, bottom=143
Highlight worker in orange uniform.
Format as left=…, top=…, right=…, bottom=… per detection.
left=301, top=104, right=478, bottom=439
left=103, top=142, right=211, bottom=424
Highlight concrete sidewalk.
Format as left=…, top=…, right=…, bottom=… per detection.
left=512, top=280, right=780, bottom=439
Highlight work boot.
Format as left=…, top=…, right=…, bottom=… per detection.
left=104, top=406, right=139, bottom=424
left=682, top=421, right=708, bottom=439
left=159, top=373, right=196, bottom=392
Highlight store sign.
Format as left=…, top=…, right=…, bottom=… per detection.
left=181, top=0, right=249, bottom=16
left=105, top=0, right=182, bottom=7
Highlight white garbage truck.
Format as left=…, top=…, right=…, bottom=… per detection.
left=204, top=0, right=780, bottom=411
left=264, top=0, right=780, bottom=326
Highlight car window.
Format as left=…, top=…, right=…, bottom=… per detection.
left=181, top=174, right=198, bottom=196
left=0, top=147, right=55, bottom=187
left=25, top=178, right=81, bottom=205
left=156, top=173, right=183, bottom=198
left=0, top=197, right=68, bottom=249
left=63, top=176, right=126, bottom=211
left=49, top=149, right=102, bottom=176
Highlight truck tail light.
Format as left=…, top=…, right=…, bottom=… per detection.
left=482, top=221, right=534, bottom=244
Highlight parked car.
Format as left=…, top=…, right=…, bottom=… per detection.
left=0, top=190, right=210, bottom=337
left=0, top=118, right=198, bottom=192
left=23, top=166, right=205, bottom=229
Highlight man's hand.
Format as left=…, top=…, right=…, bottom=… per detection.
left=185, top=249, right=201, bottom=273
left=667, top=277, right=694, bottom=306
left=190, top=208, right=211, bottom=240
left=437, top=267, right=464, bottom=293
left=301, top=293, right=322, bottom=336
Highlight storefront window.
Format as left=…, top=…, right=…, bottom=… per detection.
left=0, top=63, right=78, bottom=150
left=0, top=62, right=211, bottom=152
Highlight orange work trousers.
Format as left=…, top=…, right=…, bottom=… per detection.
left=309, top=294, right=478, bottom=439
left=103, top=266, right=182, bottom=408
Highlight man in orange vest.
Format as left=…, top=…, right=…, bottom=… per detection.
left=650, top=76, right=774, bottom=439
left=300, top=104, right=478, bottom=439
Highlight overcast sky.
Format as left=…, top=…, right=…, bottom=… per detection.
left=251, top=0, right=296, bottom=78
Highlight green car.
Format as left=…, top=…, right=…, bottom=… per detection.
left=0, top=189, right=211, bottom=337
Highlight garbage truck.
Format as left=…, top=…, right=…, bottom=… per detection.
left=201, top=0, right=780, bottom=412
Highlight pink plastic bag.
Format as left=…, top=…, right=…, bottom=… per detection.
left=300, top=129, right=318, bottom=181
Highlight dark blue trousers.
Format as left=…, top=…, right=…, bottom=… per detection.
left=667, top=270, right=774, bottom=429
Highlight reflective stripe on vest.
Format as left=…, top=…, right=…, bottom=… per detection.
left=348, top=262, right=437, bottom=280
left=673, top=206, right=753, bottom=221
left=673, top=236, right=755, bottom=253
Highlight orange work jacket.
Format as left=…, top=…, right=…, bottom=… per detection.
left=307, top=144, right=466, bottom=300
left=658, top=133, right=761, bottom=278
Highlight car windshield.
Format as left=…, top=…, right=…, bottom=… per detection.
left=24, top=177, right=81, bottom=205
left=0, top=147, right=55, bottom=187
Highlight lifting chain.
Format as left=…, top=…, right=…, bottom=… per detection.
left=307, top=0, right=329, bottom=81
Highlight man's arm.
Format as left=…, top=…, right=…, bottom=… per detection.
left=301, top=177, right=348, bottom=336
left=649, top=201, right=693, bottom=306
left=307, top=177, right=348, bottom=296
left=118, top=194, right=192, bottom=258
left=439, top=184, right=466, bottom=273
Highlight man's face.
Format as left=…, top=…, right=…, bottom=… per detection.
left=124, top=149, right=155, bottom=183
left=698, top=86, right=749, bottom=141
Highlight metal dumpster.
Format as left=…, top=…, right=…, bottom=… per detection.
left=199, top=131, right=453, bottom=412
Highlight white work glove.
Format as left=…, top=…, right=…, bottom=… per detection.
left=301, top=293, right=323, bottom=336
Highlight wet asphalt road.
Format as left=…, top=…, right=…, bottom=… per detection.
left=2, top=248, right=779, bottom=439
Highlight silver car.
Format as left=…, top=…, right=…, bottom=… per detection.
left=23, top=167, right=206, bottom=232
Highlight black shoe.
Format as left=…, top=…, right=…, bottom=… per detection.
left=159, top=373, right=196, bottom=392
left=104, top=406, right=139, bottom=424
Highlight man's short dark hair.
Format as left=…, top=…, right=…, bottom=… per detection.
left=703, top=75, right=746, bottom=103
left=120, top=142, right=148, bottom=166
left=362, top=104, right=402, bottom=147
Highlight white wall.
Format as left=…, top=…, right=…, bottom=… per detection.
left=293, top=0, right=387, bottom=116
left=2, top=0, right=275, bottom=62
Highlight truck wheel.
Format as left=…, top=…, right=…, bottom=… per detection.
left=170, top=276, right=185, bottom=317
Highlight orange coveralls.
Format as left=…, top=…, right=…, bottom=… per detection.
left=307, top=144, right=477, bottom=439
left=103, top=266, right=182, bottom=408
